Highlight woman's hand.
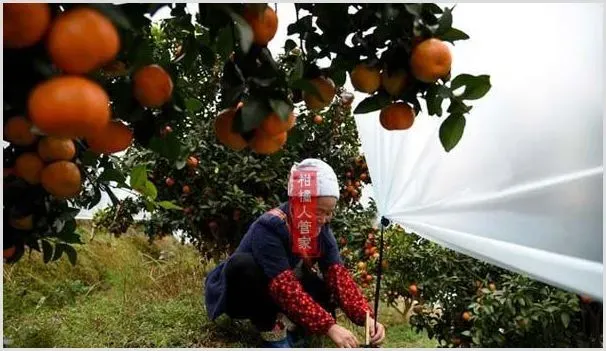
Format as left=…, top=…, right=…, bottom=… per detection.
left=327, top=324, right=359, bottom=348
left=368, top=318, right=386, bottom=345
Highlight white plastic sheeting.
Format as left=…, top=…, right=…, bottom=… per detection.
left=354, top=3, right=603, bottom=300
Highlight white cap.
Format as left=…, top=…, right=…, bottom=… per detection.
left=288, top=158, right=340, bottom=199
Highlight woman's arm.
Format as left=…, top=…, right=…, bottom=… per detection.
left=251, top=223, right=336, bottom=334
left=319, top=227, right=374, bottom=326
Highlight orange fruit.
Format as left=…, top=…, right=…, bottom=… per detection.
left=47, top=7, right=119, bottom=74
left=313, top=115, right=323, bottom=124
left=10, top=214, right=33, bottom=230
left=214, top=105, right=248, bottom=151
left=86, top=120, right=133, bottom=154
left=350, top=64, right=381, bottom=94
left=14, top=152, right=44, bottom=184
left=4, top=246, right=16, bottom=260
left=40, top=161, right=82, bottom=199
left=410, top=38, right=452, bottom=83
left=182, top=185, right=191, bottom=194
left=3, top=3, right=51, bottom=49
left=379, top=102, right=415, bottom=131
left=186, top=156, right=199, bottom=168
left=243, top=5, right=278, bottom=46
left=260, top=112, right=296, bottom=136
left=249, top=130, right=287, bottom=155
left=37, top=136, right=76, bottom=162
left=381, top=70, right=408, bottom=96
left=303, top=77, right=336, bottom=110
left=357, top=262, right=367, bottom=271
left=133, top=64, right=174, bottom=108
left=4, top=116, right=38, bottom=146
left=409, top=284, right=418, bottom=295
left=28, top=76, right=111, bottom=138
left=165, top=177, right=175, bottom=187
left=462, top=311, right=472, bottom=321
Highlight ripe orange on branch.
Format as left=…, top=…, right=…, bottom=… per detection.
left=86, top=120, right=133, bottom=154
left=410, top=38, right=452, bottom=83
left=38, top=136, right=76, bottom=162
left=260, top=112, right=296, bottom=136
left=243, top=5, right=278, bottom=46
left=28, top=76, right=111, bottom=138
left=4, top=116, right=38, bottom=146
left=380, top=102, right=415, bottom=131
left=250, top=130, right=287, bottom=155
left=350, top=64, right=381, bottom=94
left=47, top=7, right=120, bottom=74
left=14, top=152, right=44, bottom=184
left=133, top=64, right=174, bottom=108
left=3, top=3, right=51, bottom=49
left=303, top=77, right=336, bottom=110
left=40, top=161, right=82, bottom=199
left=381, top=70, right=408, bottom=97
left=215, top=104, right=248, bottom=151
left=10, top=214, right=34, bottom=231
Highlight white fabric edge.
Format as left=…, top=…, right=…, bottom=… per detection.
left=396, top=219, right=603, bottom=301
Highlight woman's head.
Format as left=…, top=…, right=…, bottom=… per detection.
left=288, top=158, right=339, bottom=227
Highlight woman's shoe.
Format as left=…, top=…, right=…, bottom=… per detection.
left=260, top=320, right=291, bottom=348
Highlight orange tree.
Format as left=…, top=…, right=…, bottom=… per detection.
left=367, top=225, right=602, bottom=347
left=3, top=3, right=491, bottom=264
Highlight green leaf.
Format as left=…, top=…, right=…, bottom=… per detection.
left=426, top=85, right=450, bottom=117
left=461, top=330, right=472, bottom=337
left=81, top=150, right=99, bottom=166
left=228, top=11, right=253, bottom=53
left=284, top=39, right=297, bottom=52
left=404, top=4, right=422, bottom=16
left=216, top=26, right=234, bottom=58
left=51, top=243, right=63, bottom=262
left=60, top=231, right=84, bottom=245
left=129, top=165, right=147, bottom=190
left=435, top=7, right=453, bottom=35
left=330, top=69, right=347, bottom=87
left=237, top=96, right=273, bottom=133
left=156, top=201, right=183, bottom=210
left=62, top=244, right=77, bottom=266
left=439, top=113, right=466, bottom=152
left=148, top=135, right=183, bottom=161
left=41, top=240, right=53, bottom=263
left=88, top=4, right=132, bottom=30
left=439, top=27, right=470, bottom=43
left=450, top=74, right=492, bottom=100
left=59, top=218, right=77, bottom=237
left=185, top=98, right=203, bottom=112
left=353, top=94, right=392, bottom=115
left=98, top=168, right=126, bottom=184
left=561, top=312, right=570, bottom=328
left=269, top=99, right=293, bottom=121
left=141, top=181, right=158, bottom=200
left=290, top=79, right=321, bottom=99
left=424, top=3, right=443, bottom=14
left=447, top=98, right=472, bottom=114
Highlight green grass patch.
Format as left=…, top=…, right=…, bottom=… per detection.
left=3, top=227, right=434, bottom=348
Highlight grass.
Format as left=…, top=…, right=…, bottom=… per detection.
left=3, top=224, right=436, bottom=348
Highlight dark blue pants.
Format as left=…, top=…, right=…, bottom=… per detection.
left=223, top=253, right=336, bottom=332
